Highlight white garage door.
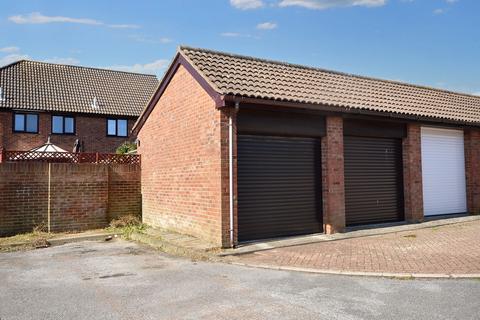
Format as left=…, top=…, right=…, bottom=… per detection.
left=421, top=127, right=467, bottom=216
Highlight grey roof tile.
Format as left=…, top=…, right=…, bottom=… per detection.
left=0, top=60, right=158, bottom=117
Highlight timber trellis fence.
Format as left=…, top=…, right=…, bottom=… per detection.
left=0, top=148, right=140, bottom=165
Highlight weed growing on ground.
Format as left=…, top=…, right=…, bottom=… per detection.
left=107, top=215, right=147, bottom=239
left=390, top=275, right=415, bottom=281
left=0, top=223, right=53, bottom=252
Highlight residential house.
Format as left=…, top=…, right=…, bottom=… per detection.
left=134, top=46, right=480, bottom=248
left=0, top=60, right=158, bottom=153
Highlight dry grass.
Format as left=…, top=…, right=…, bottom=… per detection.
left=0, top=231, right=57, bottom=252
left=107, top=215, right=147, bottom=239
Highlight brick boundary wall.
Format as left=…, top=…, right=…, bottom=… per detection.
left=0, top=162, right=141, bottom=236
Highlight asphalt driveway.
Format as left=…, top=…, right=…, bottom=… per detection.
left=0, top=240, right=479, bottom=319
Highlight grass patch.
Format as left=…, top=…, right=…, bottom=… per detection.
left=107, top=215, right=148, bottom=240
left=0, top=229, right=65, bottom=252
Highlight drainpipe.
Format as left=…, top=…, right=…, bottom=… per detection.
left=229, top=102, right=239, bottom=248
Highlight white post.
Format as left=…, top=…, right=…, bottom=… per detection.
left=47, top=162, right=51, bottom=233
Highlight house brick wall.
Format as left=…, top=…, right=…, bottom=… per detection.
left=403, top=123, right=424, bottom=222
left=0, top=110, right=136, bottom=153
left=464, top=129, right=480, bottom=215
left=0, top=162, right=141, bottom=236
left=137, top=64, right=225, bottom=247
left=322, top=116, right=346, bottom=234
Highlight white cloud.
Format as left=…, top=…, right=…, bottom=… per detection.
left=8, top=12, right=139, bottom=29
left=41, top=57, right=80, bottom=65
left=159, top=37, right=173, bottom=44
left=278, top=0, right=386, bottom=10
left=106, top=59, right=169, bottom=75
left=0, top=54, right=30, bottom=67
left=220, top=31, right=262, bottom=39
left=108, top=24, right=140, bottom=29
left=9, top=12, right=102, bottom=25
left=230, top=0, right=265, bottom=10
left=257, top=22, right=277, bottom=30
left=0, top=46, right=79, bottom=67
left=0, top=46, right=20, bottom=53
left=445, top=0, right=458, bottom=3
left=221, top=32, right=242, bottom=37
left=129, top=35, right=172, bottom=44
left=433, top=8, right=445, bottom=14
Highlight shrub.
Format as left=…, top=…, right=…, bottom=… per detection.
left=116, top=142, right=137, bottom=154
left=109, top=215, right=141, bottom=228
left=109, top=215, right=146, bottom=239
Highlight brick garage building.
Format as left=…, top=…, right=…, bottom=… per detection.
left=134, top=46, right=480, bottom=248
left=0, top=60, right=158, bottom=153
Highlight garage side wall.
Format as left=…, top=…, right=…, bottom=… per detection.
left=137, top=65, right=224, bottom=246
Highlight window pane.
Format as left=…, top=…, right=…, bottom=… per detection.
left=26, top=114, right=38, bottom=133
left=107, top=119, right=116, bottom=136
left=117, top=119, right=127, bottom=137
left=14, top=114, right=25, bottom=131
left=64, top=117, right=74, bottom=133
left=52, top=116, right=63, bottom=134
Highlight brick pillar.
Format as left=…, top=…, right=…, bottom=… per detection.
left=322, top=116, right=345, bottom=234
left=464, top=129, right=480, bottom=215
left=403, top=123, right=424, bottom=222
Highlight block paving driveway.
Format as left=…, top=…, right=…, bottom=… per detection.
left=229, top=221, right=480, bottom=275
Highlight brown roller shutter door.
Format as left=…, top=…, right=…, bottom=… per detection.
left=237, top=135, right=323, bottom=242
left=344, top=136, right=404, bottom=226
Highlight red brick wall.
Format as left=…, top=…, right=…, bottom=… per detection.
left=322, top=116, right=346, bottom=234
left=0, top=162, right=141, bottom=236
left=465, top=129, right=480, bottom=215
left=138, top=64, right=226, bottom=246
left=0, top=163, right=48, bottom=235
left=0, top=110, right=136, bottom=153
left=108, top=164, right=142, bottom=220
left=402, top=123, right=424, bottom=222
left=49, top=164, right=108, bottom=232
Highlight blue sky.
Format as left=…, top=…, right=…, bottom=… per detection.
left=0, top=0, right=479, bottom=95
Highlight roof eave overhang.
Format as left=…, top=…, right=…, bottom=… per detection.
left=132, top=51, right=224, bottom=136
left=221, top=95, right=480, bottom=128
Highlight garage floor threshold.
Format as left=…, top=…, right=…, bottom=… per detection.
left=219, top=215, right=480, bottom=256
